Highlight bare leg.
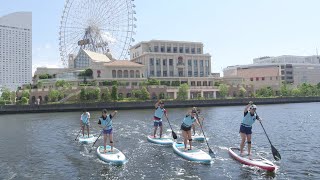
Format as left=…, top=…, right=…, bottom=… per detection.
left=240, top=132, right=246, bottom=155
left=192, top=124, right=196, bottom=135
left=159, top=125, right=163, bottom=138
left=153, top=126, right=158, bottom=137
left=187, top=130, right=192, bottom=150
left=81, top=125, right=84, bottom=137
left=247, top=134, right=252, bottom=155
left=182, top=130, right=188, bottom=150
left=109, top=133, right=114, bottom=152
left=87, top=125, right=90, bottom=137
left=103, top=134, right=107, bottom=153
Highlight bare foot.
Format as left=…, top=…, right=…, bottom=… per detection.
left=104, top=149, right=107, bottom=153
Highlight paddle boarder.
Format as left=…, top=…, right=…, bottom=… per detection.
left=98, top=109, right=118, bottom=153
left=239, top=101, right=261, bottom=157
left=181, top=109, right=200, bottom=151
left=80, top=109, right=91, bottom=137
left=152, top=100, right=168, bottom=138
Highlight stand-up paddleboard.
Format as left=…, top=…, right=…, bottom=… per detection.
left=97, top=146, right=126, bottom=165
left=192, top=134, right=206, bottom=141
left=172, top=142, right=211, bottom=164
left=147, top=135, right=173, bottom=145
left=228, top=147, right=276, bottom=172
left=78, top=135, right=95, bottom=144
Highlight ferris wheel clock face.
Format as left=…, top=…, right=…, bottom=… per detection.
left=59, top=0, right=137, bottom=66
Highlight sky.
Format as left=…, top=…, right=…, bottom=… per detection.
left=1, top=0, right=320, bottom=75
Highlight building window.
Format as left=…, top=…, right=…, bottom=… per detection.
left=154, top=46, right=159, bottom=52
left=130, top=70, right=134, bottom=78
left=197, top=48, right=201, bottom=54
left=188, top=60, right=192, bottom=66
left=197, top=81, right=201, bottom=86
left=281, top=76, right=285, bottom=80
left=169, top=59, right=173, bottom=66
left=173, top=47, right=177, bottom=53
left=156, top=59, right=160, bottom=65
left=276, top=77, right=278, bottom=80
left=117, top=70, right=122, bottom=78
left=188, top=71, right=192, bottom=77
left=256, top=77, right=259, bottom=81
left=167, top=46, right=171, bottom=53
left=194, top=60, right=198, bottom=67
left=194, top=71, right=198, bottom=77
left=150, top=58, right=154, bottom=66
left=250, top=78, right=253, bottom=81
left=163, top=71, right=167, bottom=77
left=205, top=60, right=209, bottom=67
left=136, top=70, right=140, bottom=78
left=179, top=47, right=183, bottom=53
left=200, top=71, right=204, bottom=77
left=112, top=70, right=116, bottom=78
left=281, top=70, right=285, bottom=75
left=200, top=60, right=203, bottom=67
left=262, top=77, right=265, bottom=80
left=150, top=71, right=154, bottom=76
left=157, top=71, right=161, bottom=77
left=191, top=81, right=195, bottom=86
left=161, top=46, right=165, bottom=52
left=270, top=77, right=272, bottom=80
left=185, top=47, right=189, bottom=53
left=191, top=48, right=195, bottom=54
left=163, top=59, right=167, bottom=66
left=170, top=71, right=174, bottom=76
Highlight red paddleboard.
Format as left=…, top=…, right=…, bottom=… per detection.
left=228, top=147, right=276, bottom=172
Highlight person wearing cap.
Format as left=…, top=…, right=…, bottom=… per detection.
left=152, top=100, right=168, bottom=138
left=239, top=101, right=261, bottom=157
left=181, top=109, right=200, bottom=151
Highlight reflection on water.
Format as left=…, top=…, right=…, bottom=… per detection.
left=0, top=102, right=319, bottom=179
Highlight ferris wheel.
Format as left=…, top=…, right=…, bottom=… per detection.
left=59, top=0, right=137, bottom=66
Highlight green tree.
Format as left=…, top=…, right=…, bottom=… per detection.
left=1, top=88, right=11, bottom=101
left=239, top=86, right=247, bottom=97
left=147, top=78, right=160, bottom=85
left=280, top=83, right=290, bottom=96
left=171, top=81, right=181, bottom=86
left=48, top=90, right=61, bottom=102
left=85, top=69, right=93, bottom=77
left=132, top=90, right=141, bottom=99
left=94, top=87, right=101, bottom=100
left=140, top=87, right=150, bottom=100
left=80, top=89, right=86, bottom=101
left=37, top=81, right=43, bottom=88
left=21, top=90, right=30, bottom=98
left=177, top=84, right=189, bottom=100
left=159, top=92, right=165, bottom=99
left=111, top=85, right=118, bottom=101
left=55, top=80, right=67, bottom=87
left=21, top=97, right=29, bottom=105
left=101, top=88, right=111, bottom=101
left=292, top=88, right=301, bottom=97
left=256, top=87, right=274, bottom=97
left=218, top=84, right=229, bottom=98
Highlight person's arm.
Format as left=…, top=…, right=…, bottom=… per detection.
left=98, top=119, right=104, bottom=129
left=256, top=114, right=262, bottom=122
left=155, top=100, right=160, bottom=108
left=111, top=110, right=118, bottom=118
left=87, top=112, right=90, bottom=119
left=244, top=101, right=253, bottom=113
left=164, top=109, right=168, bottom=119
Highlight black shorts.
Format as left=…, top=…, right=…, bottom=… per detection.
left=181, top=124, right=191, bottom=131
left=239, top=125, right=252, bottom=135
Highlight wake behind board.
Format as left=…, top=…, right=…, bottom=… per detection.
left=97, top=146, right=127, bottom=165
left=172, top=142, right=211, bottom=164
left=228, top=147, right=276, bottom=172
left=147, top=135, right=173, bottom=145
left=78, top=134, right=95, bottom=144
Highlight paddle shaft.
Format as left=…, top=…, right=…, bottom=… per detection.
left=166, top=117, right=177, bottom=139
left=255, top=112, right=272, bottom=145
left=75, top=128, right=82, bottom=141
left=196, top=112, right=214, bottom=155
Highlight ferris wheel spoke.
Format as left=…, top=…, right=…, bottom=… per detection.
left=96, top=0, right=126, bottom=25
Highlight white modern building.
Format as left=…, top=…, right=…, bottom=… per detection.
left=0, top=12, right=32, bottom=91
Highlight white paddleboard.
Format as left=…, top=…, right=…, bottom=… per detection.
left=78, top=135, right=95, bottom=144
left=147, top=135, right=173, bottom=145
left=192, top=134, right=206, bottom=141
left=97, top=145, right=127, bottom=165
left=172, top=142, right=211, bottom=164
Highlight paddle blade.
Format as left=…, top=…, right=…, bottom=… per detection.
left=172, top=131, right=178, bottom=139
left=209, top=148, right=215, bottom=158
left=271, top=145, right=281, bottom=161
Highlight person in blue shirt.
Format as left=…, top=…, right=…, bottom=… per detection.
left=80, top=109, right=90, bottom=137
left=152, top=100, right=168, bottom=138
left=98, top=109, right=118, bottom=153
left=239, top=101, right=261, bottom=157
left=181, top=108, right=200, bottom=151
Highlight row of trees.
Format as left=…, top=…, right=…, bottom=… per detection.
left=0, top=88, right=29, bottom=105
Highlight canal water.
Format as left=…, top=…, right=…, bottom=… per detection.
left=0, top=102, right=319, bottom=179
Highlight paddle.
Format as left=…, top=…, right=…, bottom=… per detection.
left=89, top=129, right=103, bottom=153
left=74, top=128, right=82, bottom=141
left=166, top=117, right=177, bottom=139
left=256, top=112, right=281, bottom=161
left=195, top=111, right=215, bottom=157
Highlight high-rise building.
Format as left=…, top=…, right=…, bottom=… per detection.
left=0, top=12, right=32, bottom=91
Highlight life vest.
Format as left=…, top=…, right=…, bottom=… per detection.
left=182, top=115, right=196, bottom=127
left=154, top=106, right=165, bottom=119
left=241, top=112, right=257, bottom=127
left=99, top=115, right=112, bottom=130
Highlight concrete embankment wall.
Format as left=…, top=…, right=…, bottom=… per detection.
left=1, top=97, right=320, bottom=114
